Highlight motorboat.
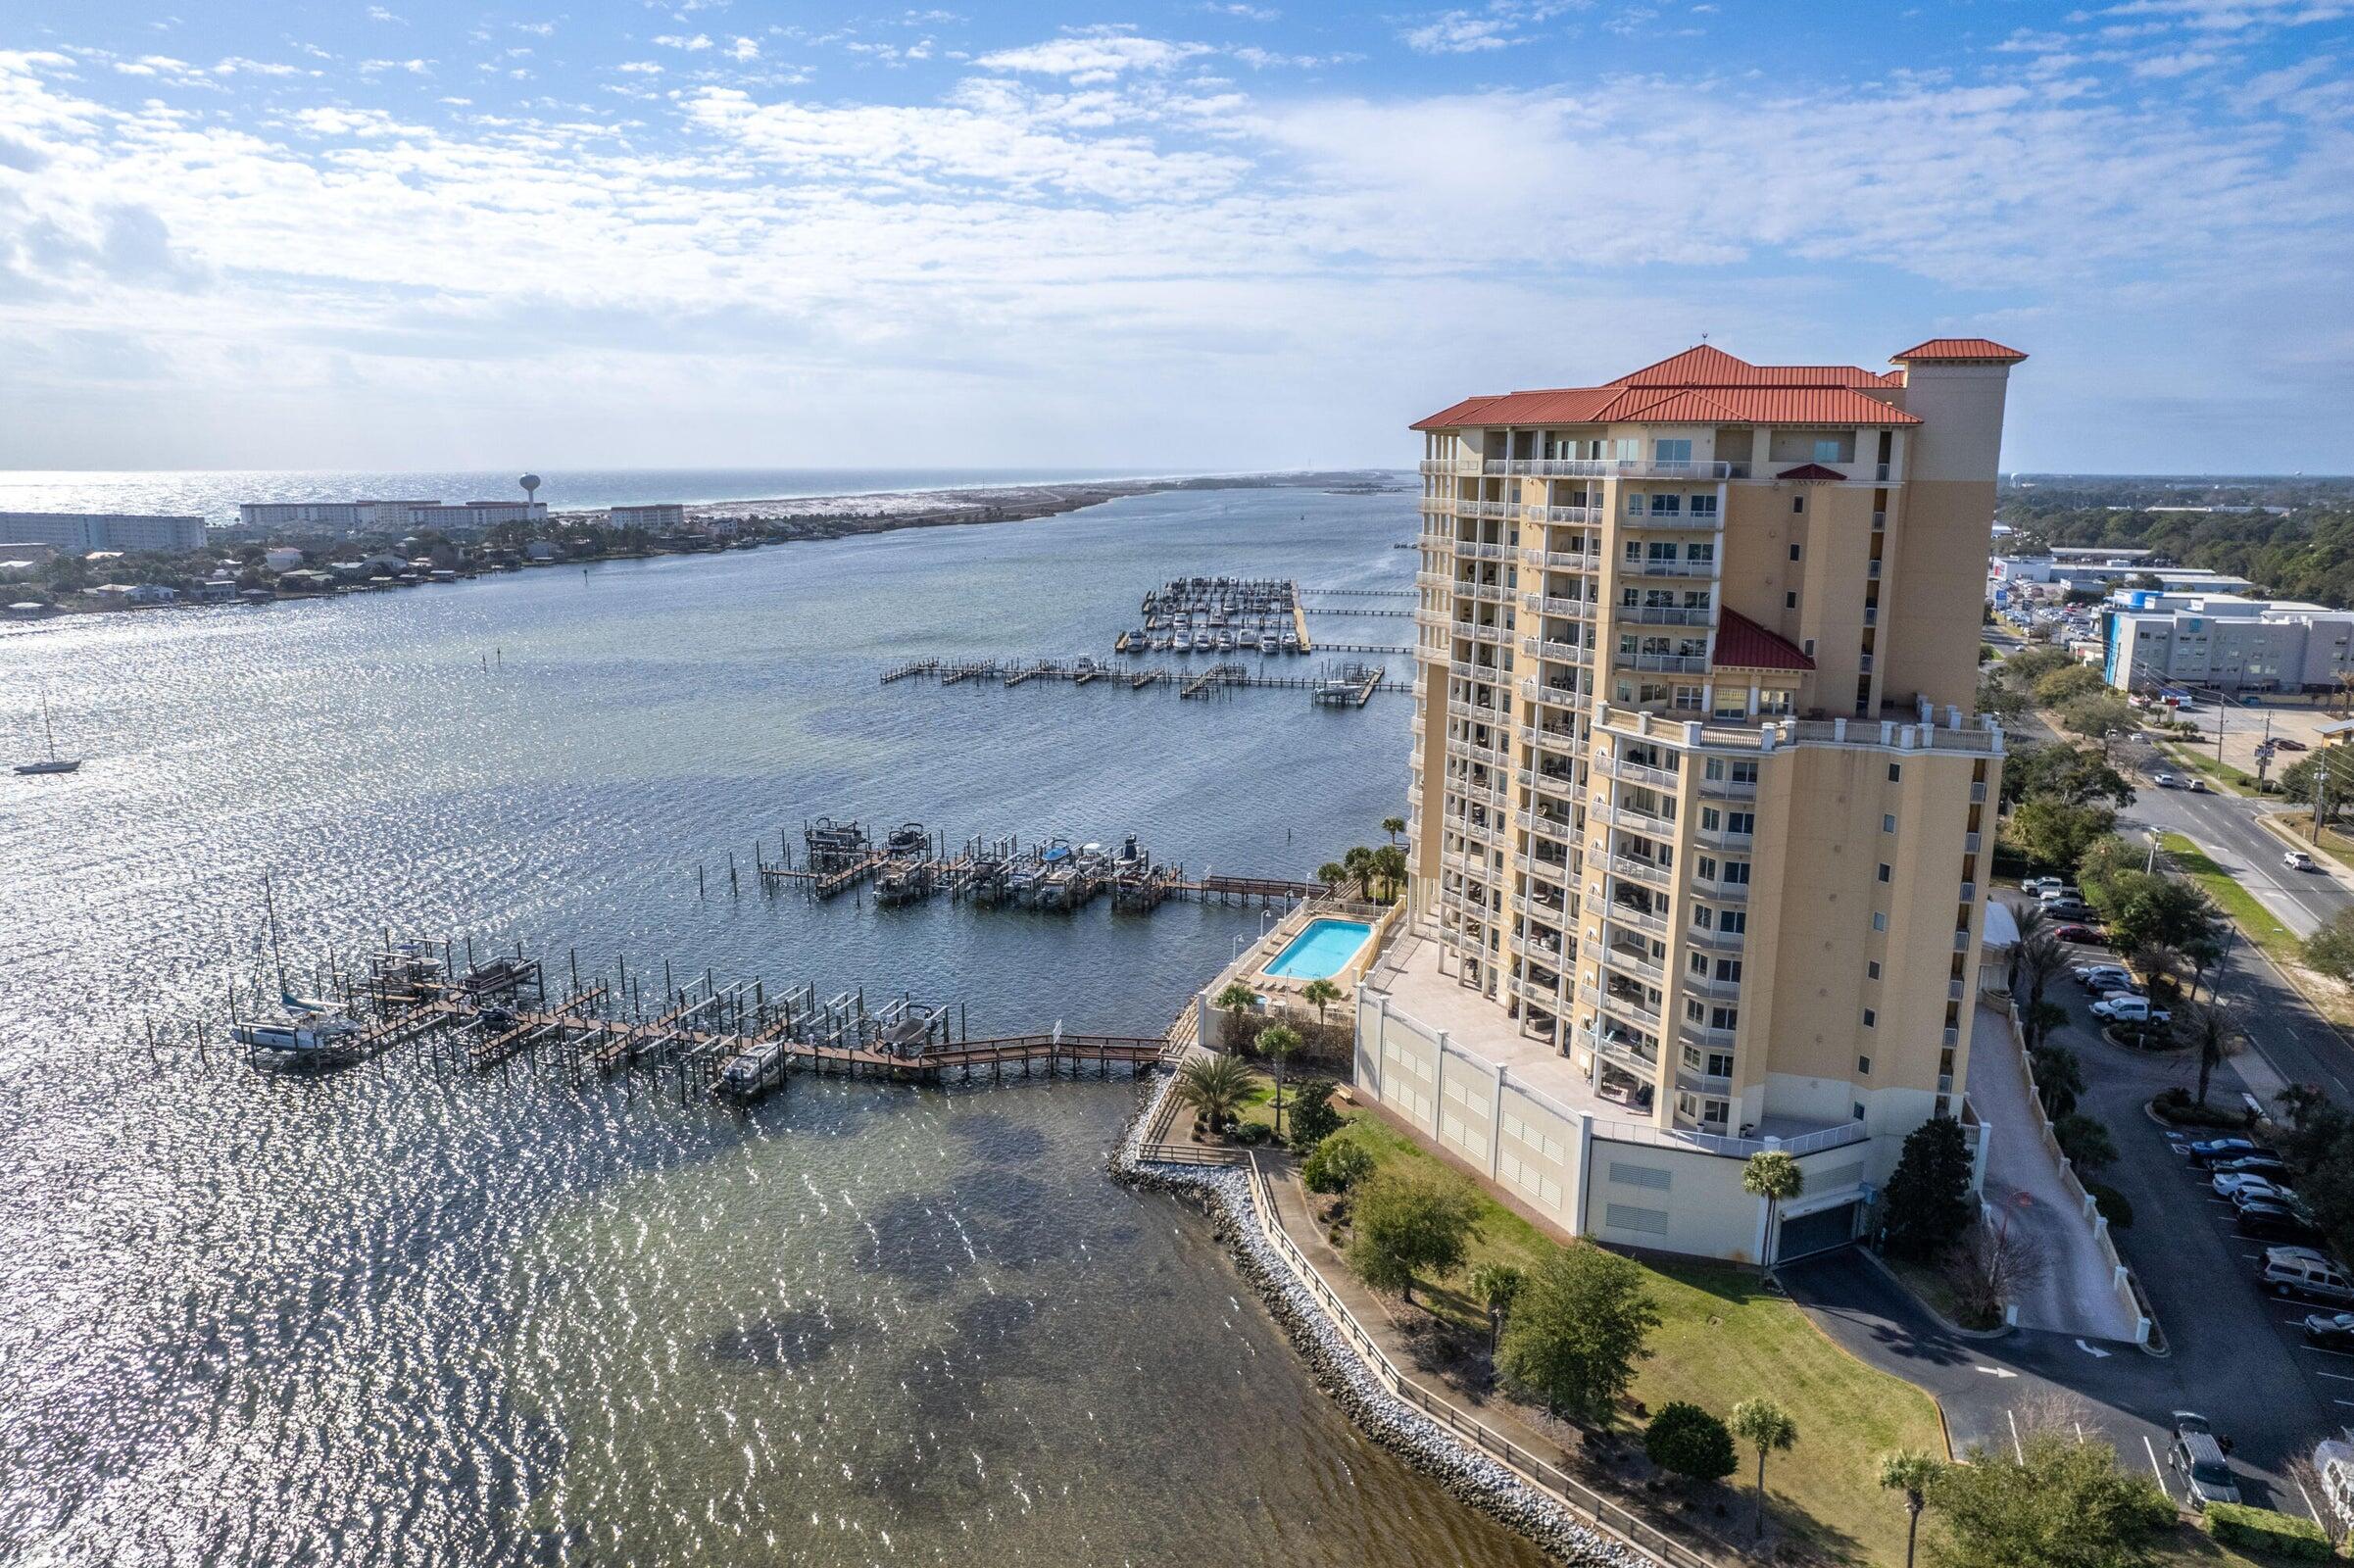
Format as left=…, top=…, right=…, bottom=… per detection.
left=1173, top=632, right=1191, bottom=652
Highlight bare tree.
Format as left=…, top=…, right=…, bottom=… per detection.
left=2290, top=1458, right=2349, bottom=1551
left=1944, top=1220, right=2049, bottom=1326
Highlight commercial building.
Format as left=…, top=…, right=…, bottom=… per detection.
left=1360, top=338, right=2020, bottom=1263
left=1989, top=556, right=2253, bottom=597
left=610, top=504, right=686, bottom=530
left=2102, top=592, right=2354, bottom=694
left=0, top=512, right=209, bottom=554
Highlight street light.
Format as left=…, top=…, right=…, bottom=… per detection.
left=2145, top=827, right=2161, bottom=874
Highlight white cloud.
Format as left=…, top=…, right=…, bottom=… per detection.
left=617, top=61, right=664, bottom=74
left=728, top=36, right=760, bottom=61
left=653, top=32, right=713, bottom=51
left=359, top=58, right=432, bottom=74
left=366, top=6, right=404, bottom=22
left=976, top=28, right=1212, bottom=84
left=1399, top=12, right=1523, bottom=52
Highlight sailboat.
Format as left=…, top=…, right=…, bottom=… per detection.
left=14, top=694, right=80, bottom=775
left=231, top=878, right=364, bottom=1063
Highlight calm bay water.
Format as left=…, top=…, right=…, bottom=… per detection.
left=0, top=485, right=1547, bottom=1567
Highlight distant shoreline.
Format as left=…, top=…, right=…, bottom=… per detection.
left=559, top=469, right=1405, bottom=543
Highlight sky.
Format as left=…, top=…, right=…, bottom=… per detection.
left=0, top=2, right=2349, bottom=474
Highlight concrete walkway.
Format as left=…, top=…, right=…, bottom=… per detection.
left=1965, top=1002, right=2143, bottom=1343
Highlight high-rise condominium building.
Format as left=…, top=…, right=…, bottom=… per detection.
left=1352, top=339, right=2023, bottom=1263
left=0, top=512, right=210, bottom=554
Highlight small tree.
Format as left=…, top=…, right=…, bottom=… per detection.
left=1301, top=1132, right=1375, bottom=1193
left=1730, top=1398, right=1797, bottom=1542
left=2028, top=1044, right=2084, bottom=1120
left=1256, top=1024, right=1300, bottom=1136
left=1382, top=814, right=1406, bottom=844
left=1742, top=1151, right=1804, bottom=1268
left=1944, top=1222, right=2048, bottom=1327
left=2004, top=798, right=2118, bottom=870
left=1286, top=1078, right=1343, bottom=1152
left=1300, top=977, right=1343, bottom=1024
left=1927, top=1432, right=2174, bottom=1568
left=1468, top=1261, right=1525, bottom=1352
left=2305, top=909, right=2354, bottom=987
left=1879, top=1448, right=1940, bottom=1568
left=1646, top=1401, right=1738, bottom=1488
left=1882, top=1116, right=1975, bottom=1261
left=1345, top=1166, right=1479, bottom=1305
left=1316, top=859, right=1348, bottom=889
left=1495, top=1243, right=1659, bottom=1420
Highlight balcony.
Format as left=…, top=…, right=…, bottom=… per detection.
left=1539, top=595, right=1594, bottom=619
left=1605, top=755, right=1682, bottom=791
left=1523, top=768, right=1579, bottom=804
left=1601, top=942, right=1663, bottom=983
left=1521, top=678, right=1583, bottom=710
left=1692, top=818, right=1755, bottom=850
left=1593, top=1033, right=1662, bottom=1081
left=1607, top=900, right=1669, bottom=936
left=1456, top=539, right=1510, bottom=560
left=1609, top=853, right=1674, bottom=890
left=1683, top=968, right=1742, bottom=1000
left=1535, top=548, right=1600, bottom=570
left=1460, top=500, right=1520, bottom=520
left=1619, top=651, right=1710, bottom=674
left=1687, top=921, right=1747, bottom=951
left=1694, top=876, right=1751, bottom=903
left=1533, top=505, right=1608, bottom=526
left=1617, top=605, right=1715, bottom=627
left=1601, top=800, right=1676, bottom=834
left=1491, top=458, right=1733, bottom=480
left=1678, top=1064, right=1735, bottom=1097
left=1523, top=636, right=1591, bottom=665
left=1695, top=771, right=1758, bottom=800
left=1621, top=509, right=1724, bottom=531
left=1619, top=558, right=1717, bottom=579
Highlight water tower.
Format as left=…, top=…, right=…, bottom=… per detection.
left=519, top=473, right=541, bottom=506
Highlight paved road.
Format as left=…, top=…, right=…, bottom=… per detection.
left=2116, top=730, right=2350, bottom=940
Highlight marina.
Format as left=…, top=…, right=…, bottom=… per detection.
left=881, top=655, right=1411, bottom=699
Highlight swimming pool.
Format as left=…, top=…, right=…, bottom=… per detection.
left=1262, top=917, right=1375, bottom=980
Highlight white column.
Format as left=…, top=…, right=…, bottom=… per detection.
left=1431, top=1031, right=1449, bottom=1139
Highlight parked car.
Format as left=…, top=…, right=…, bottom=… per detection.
left=2043, top=897, right=2098, bottom=920
left=2036, top=884, right=2081, bottom=906
left=2278, top=738, right=2310, bottom=752
left=2169, top=1414, right=2242, bottom=1510
left=2285, top=850, right=2319, bottom=872
left=2076, top=964, right=2135, bottom=990
left=2052, top=923, right=2104, bottom=945
left=2023, top=877, right=2067, bottom=898
left=2184, top=1136, right=2262, bottom=1166
left=2210, top=1153, right=2291, bottom=1181
left=2235, top=1201, right=2324, bottom=1243
left=2092, top=995, right=2171, bottom=1025
left=2303, top=1312, right=2354, bottom=1350
left=2264, top=1247, right=2354, bottom=1306
left=2216, top=1173, right=2294, bottom=1203
left=2154, top=771, right=2183, bottom=789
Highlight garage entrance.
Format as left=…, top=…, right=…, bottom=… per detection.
left=1778, top=1200, right=1863, bottom=1262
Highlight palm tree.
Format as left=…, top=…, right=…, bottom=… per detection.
left=1301, top=977, right=1343, bottom=1024
left=2180, top=1001, right=2239, bottom=1105
left=1741, top=1152, right=1804, bottom=1270
left=1316, top=859, right=1348, bottom=891
left=1175, top=1053, right=1255, bottom=1135
left=1468, top=1262, right=1524, bottom=1353
left=1877, top=1448, right=1938, bottom=1568
left=1257, top=1024, right=1300, bottom=1136
left=1382, top=815, right=1406, bottom=845
left=1341, top=845, right=1378, bottom=901
left=1730, top=1398, right=1797, bottom=1542
left=1372, top=844, right=1408, bottom=903
left=1215, top=981, right=1257, bottom=1049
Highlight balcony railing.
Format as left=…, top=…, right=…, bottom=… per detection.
left=1456, top=540, right=1510, bottom=561
left=1523, top=636, right=1591, bottom=664
left=1539, top=595, right=1594, bottom=618
left=1621, top=510, right=1723, bottom=531
left=1617, top=605, right=1714, bottom=626
left=1618, top=558, right=1716, bottom=579
left=1619, top=651, right=1710, bottom=674
left=1686, top=922, right=1747, bottom=951
left=1601, top=943, right=1664, bottom=983
left=1609, top=854, right=1674, bottom=890
left=1606, top=901, right=1669, bottom=936
left=1491, top=458, right=1733, bottom=480
left=1695, top=772, right=1758, bottom=800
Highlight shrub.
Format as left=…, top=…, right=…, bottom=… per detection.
left=1496, top=1243, right=1659, bottom=1421
left=1345, top=1165, right=1481, bottom=1304
left=1644, top=1401, right=1737, bottom=1485
left=1882, top=1116, right=1974, bottom=1261
left=2151, top=1087, right=2251, bottom=1128
left=1302, top=1134, right=1375, bottom=1194
left=2086, top=1183, right=2133, bottom=1229
left=2205, top=1502, right=2334, bottom=1560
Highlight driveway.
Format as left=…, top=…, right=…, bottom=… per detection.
left=1965, top=1000, right=2143, bottom=1342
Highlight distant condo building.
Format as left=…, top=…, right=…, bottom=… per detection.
left=237, top=500, right=442, bottom=530
left=401, top=501, right=548, bottom=530
left=1355, top=338, right=2024, bottom=1263
left=610, top=504, right=686, bottom=530
left=0, top=511, right=209, bottom=554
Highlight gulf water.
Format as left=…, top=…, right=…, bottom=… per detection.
left=0, top=483, right=1550, bottom=1567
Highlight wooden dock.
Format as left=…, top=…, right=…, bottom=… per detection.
left=881, top=658, right=1410, bottom=698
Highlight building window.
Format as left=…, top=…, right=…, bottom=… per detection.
left=1653, top=438, right=1693, bottom=463
left=1866, top=959, right=1882, bottom=980
left=1872, top=911, right=1888, bottom=932
left=1857, top=1054, right=1872, bottom=1075
left=1883, top=813, right=1896, bottom=832
left=1650, top=494, right=1683, bottom=517
left=1877, top=862, right=1892, bottom=883
left=1802, top=638, right=1815, bottom=656
left=1689, top=494, right=1719, bottom=517
left=1887, top=762, right=1902, bottom=783
left=1789, top=544, right=1801, bottom=562
left=1626, top=494, right=1644, bottom=516
left=1785, top=591, right=1798, bottom=609
left=1814, top=437, right=1844, bottom=464
left=1710, top=1005, right=1739, bottom=1031
left=1863, top=1008, right=1877, bottom=1028
left=1791, top=495, right=1805, bottom=514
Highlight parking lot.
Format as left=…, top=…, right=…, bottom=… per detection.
left=2044, top=925, right=2350, bottom=1511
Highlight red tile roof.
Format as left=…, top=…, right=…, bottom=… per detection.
left=1889, top=337, right=2028, bottom=364
left=1712, top=609, right=1815, bottom=672
left=1774, top=463, right=1847, bottom=482
left=1410, top=344, right=1921, bottom=430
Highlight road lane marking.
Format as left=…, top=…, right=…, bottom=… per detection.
left=2010, top=1410, right=2027, bottom=1464
left=2142, top=1435, right=2171, bottom=1494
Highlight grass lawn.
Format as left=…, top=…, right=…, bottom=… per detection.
left=1321, top=1113, right=1947, bottom=1566
left=2276, top=810, right=2354, bottom=874
left=2149, top=1521, right=2331, bottom=1568
left=2155, top=742, right=2265, bottom=797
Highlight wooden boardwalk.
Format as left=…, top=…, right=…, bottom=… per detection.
left=881, top=658, right=1410, bottom=697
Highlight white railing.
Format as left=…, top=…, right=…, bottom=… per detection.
left=1620, top=652, right=1709, bottom=674
left=1490, top=458, right=1733, bottom=480
left=1620, top=559, right=1716, bottom=578
left=1238, top=1157, right=1718, bottom=1568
